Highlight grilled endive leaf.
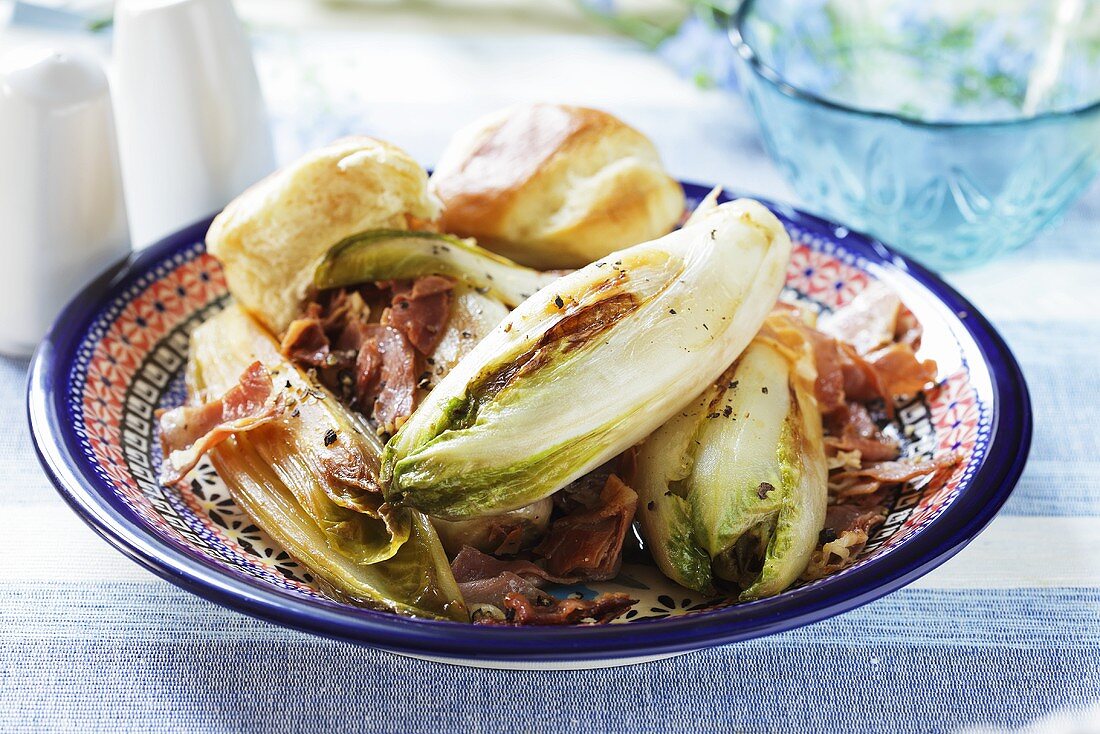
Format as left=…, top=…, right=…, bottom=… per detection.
left=190, top=305, right=467, bottom=620
left=633, top=320, right=828, bottom=599
left=383, top=199, right=792, bottom=519
left=314, top=230, right=561, bottom=308
left=684, top=186, right=722, bottom=227
left=425, top=285, right=510, bottom=388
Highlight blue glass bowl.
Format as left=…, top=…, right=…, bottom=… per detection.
left=730, top=0, right=1100, bottom=270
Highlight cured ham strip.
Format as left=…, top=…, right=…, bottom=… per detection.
left=866, top=343, right=938, bottom=401
left=493, top=592, right=636, bottom=626
left=444, top=477, right=636, bottom=593
left=319, top=288, right=371, bottom=334
left=353, top=324, right=418, bottom=433
left=809, top=323, right=935, bottom=415
left=157, top=361, right=283, bottom=483
left=775, top=289, right=938, bottom=415
left=534, top=474, right=638, bottom=581
left=802, top=498, right=890, bottom=581
left=452, top=546, right=638, bottom=625
left=824, top=402, right=900, bottom=463
left=765, top=309, right=883, bottom=413
left=466, top=584, right=636, bottom=625
left=383, top=275, right=455, bottom=354
left=830, top=454, right=960, bottom=498
left=823, top=501, right=889, bottom=540
left=834, top=454, right=960, bottom=484
left=283, top=277, right=456, bottom=433
left=280, top=303, right=329, bottom=367
left=804, top=326, right=885, bottom=413
left=461, top=571, right=556, bottom=609
left=451, top=545, right=572, bottom=585
left=819, top=281, right=925, bottom=355
left=818, top=281, right=903, bottom=356
left=894, top=305, right=923, bottom=350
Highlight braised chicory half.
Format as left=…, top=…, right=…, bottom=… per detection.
left=381, top=200, right=792, bottom=519
left=161, top=305, right=467, bottom=620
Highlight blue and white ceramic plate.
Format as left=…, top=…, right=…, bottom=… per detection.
left=27, top=183, right=1030, bottom=669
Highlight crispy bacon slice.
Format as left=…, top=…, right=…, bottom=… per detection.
left=157, top=361, right=282, bottom=484
left=383, top=275, right=455, bottom=354
left=534, top=474, right=638, bottom=581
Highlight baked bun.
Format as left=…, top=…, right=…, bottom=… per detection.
left=430, top=104, right=685, bottom=270
left=207, top=137, right=439, bottom=334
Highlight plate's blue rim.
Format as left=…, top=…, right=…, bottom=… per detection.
left=27, top=182, right=1031, bottom=664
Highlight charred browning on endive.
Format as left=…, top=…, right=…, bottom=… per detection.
left=438, top=292, right=640, bottom=435
left=515, top=292, right=640, bottom=378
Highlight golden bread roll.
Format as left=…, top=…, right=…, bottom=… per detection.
left=430, top=104, right=685, bottom=269
left=207, top=137, right=439, bottom=335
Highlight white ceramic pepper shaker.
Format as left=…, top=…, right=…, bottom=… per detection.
left=112, top=0, right=276, bottom=249
left=0, top=47, right=130, bottom=357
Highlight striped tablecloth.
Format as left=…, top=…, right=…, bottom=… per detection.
left=3, top=23, right=1099, bottom=734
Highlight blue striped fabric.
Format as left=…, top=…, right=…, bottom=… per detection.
left=3, top=24, right=1099, bottom=734
left=2, top=584, right=1098, bottom=733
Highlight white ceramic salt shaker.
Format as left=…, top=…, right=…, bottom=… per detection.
left=0, top=47, right=130, bottom=357
left=112, top=0, right=276, bottom=249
